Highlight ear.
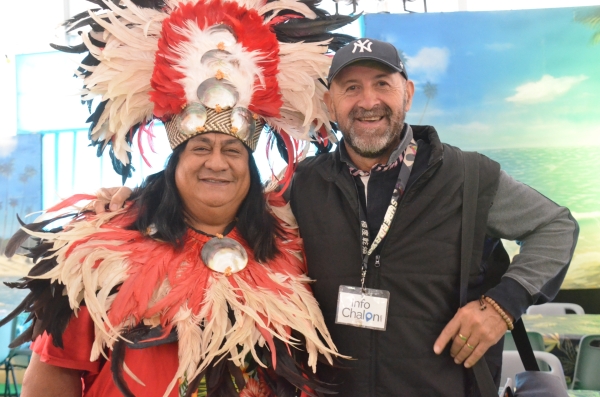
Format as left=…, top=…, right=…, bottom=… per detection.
left=404, top=79, right=415, bottom=112
left=323, top=90, right=337, bottom=122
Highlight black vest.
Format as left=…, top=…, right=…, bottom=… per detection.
left=291, top=126, right=502, bottom=396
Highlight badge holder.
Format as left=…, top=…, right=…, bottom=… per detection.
left=335, top=285, right=390, bottom=331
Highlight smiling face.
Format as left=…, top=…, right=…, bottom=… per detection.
left=175, top=133, right=251, bottom=227
left=325, top=61, right=415, bottom=160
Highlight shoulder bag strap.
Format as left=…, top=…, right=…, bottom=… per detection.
left=461, top=151, right=499, bottom=397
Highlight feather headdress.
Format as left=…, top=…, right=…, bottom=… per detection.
left=53, top=0, right=358, bottom=182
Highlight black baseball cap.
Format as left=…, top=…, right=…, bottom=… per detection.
left=327, top=38, right=408, bottom=85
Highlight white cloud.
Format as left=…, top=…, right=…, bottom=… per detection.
left=506, top=74, right=588, bottom=104
left=0, top=136, right=17, bottom=157
left=485, top=43, right=514, bottom=51
left=406, top=47, right=450, bottom=82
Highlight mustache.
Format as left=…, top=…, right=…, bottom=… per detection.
left=348, top=105, right=393, bottom=119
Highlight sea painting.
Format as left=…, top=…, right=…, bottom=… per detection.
left=364, top=7, right=600, bottom=289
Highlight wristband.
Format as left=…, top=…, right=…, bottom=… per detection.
left=483, top=295, right=514, bottom=331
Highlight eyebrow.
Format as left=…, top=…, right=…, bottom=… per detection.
left=193, top=135, right=242, bottom=146
left=338, top=73, right=393, bottom=86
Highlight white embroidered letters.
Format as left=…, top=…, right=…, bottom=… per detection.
left=352, top=39, right=373, bottom=53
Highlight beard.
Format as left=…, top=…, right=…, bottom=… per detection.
left=337, top=102, right=406, bottom=159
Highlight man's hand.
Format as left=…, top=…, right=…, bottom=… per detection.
left=93, top=187, right=133, bottom=214
left=433, top=300, right=512, bottom=368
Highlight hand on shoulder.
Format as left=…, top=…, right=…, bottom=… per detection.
left=93, top=187, right=133, bottom=213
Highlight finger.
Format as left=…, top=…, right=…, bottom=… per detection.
left=453, top=338, right=480, bottom=365
left=434, top=317, right=461, bottom=355
left=463, top=341, right=488, bottom=368
left=109, top=187, right=133, bottom=211
left=94, top=200, right=108, bottom=214
left=449, top=332, right=469, bottom=358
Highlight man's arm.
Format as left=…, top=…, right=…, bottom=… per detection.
left=22, top=353, right=83, bottom=397
left=435, top=170, right=578, bottom=368
left=93, top=187, right=133, bottom=213
left=484, top=170, right=578, bottom=318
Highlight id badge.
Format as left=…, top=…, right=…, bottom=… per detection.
left=335, top=285, right=390, bottom=331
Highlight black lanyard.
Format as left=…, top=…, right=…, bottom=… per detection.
left=359, top=139, right=418, bottom=291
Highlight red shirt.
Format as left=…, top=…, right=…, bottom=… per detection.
left=31, top=307, right=180, bottom=397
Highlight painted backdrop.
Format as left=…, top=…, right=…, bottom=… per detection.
left=364, top=7, right=600, bottom=289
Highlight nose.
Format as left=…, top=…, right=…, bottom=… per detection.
left=203, top=149, right=229, bottom=172
left=356, top=85, right=380, bottom=110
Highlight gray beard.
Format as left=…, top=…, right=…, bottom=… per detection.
left=344, top=124, right=398, bottom=159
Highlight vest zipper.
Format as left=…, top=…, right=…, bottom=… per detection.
left=374, top=255, right=381, bottom=267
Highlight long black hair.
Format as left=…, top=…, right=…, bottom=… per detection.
left=129, top=140, right=280, bottom=262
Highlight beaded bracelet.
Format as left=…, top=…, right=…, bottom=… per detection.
left=482, top=295, right=514, bottom=331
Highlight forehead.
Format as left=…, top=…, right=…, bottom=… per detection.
left=187, top=132, right=244, bottom=146
left=332, top=61, right=401, bottom=85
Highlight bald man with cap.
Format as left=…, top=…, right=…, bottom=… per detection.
left=289, top=37, right=577, bottom=396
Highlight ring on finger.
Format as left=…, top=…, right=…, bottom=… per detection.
left=466, top=342, right=476, bottom=350
left=458, top=333, right=468, bottom=341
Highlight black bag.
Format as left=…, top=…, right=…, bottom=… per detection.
left=461, top=152, right=569, bottom=397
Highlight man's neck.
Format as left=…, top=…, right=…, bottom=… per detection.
left=343, top=140, right=400, bottom=172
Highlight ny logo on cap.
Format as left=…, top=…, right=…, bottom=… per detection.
left=352, top=39, right=373, bottom=53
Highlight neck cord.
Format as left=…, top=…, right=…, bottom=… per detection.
left=359, top=139, right=418, bottom=292
left=188, top=219, right=238, bottom=239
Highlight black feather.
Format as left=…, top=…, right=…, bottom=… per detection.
left=50, top=42, right=88, bottom=54
left=184, top=368, right=207, bottom=397
left=206, top=356, right=238, bottom=397
left=85, top=0, right=117, bottom=10
left=226, top=360, right=246, bottom=391
left=111, top=339, right=136, bottom=397
left=9, top=324, right=34, bottom=348
left=121, top=324, right=178, bottom=349
left=66, top=16, right=99, bottom=33
left=130, top=0, right=166, bottom=9
left=0, top=296, right=30, bottom=328
left=273, top=14, right=361, bottom=38
left=4, top=213, right=75, bottom=258
left=86, top=31, right=107, bottom=48
left=266, top=127, right=290, bottom=164
left=87, top=99, right=108, bottom=134
left=298, top=0, right=329, bottom=18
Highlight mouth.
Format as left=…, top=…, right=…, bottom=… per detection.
left=199, top=178, right=231, bottom=185
left=356, top=116, right=385, bottom=123
left=354, top=114, right=388, bottom=127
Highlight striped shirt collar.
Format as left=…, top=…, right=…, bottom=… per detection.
left=341, top=124, right=414, bottom=177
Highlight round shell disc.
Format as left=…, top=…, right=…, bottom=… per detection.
left=201, top=237, right=248, bottom=274
left=206, top=24, right=237, bottom=47
left=179, top=103, right=208, bottom=135
left=230, top=107, right=256, bottom=140
left=197, top=78, right=239, bottom=110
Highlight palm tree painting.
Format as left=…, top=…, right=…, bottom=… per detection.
left=576, top=7, right=600, bottom=44
left=0, top=135, right=42, bottom=256
left=0, top=159, right=15, bottom=254
left=419, top=81, right=438, bottom=124
left=8, top=198, right=19, bottom=243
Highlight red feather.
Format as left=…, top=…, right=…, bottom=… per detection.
left=273, top=130, right=298, bottom=197
left=46, top=194, right=97, bottom=213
